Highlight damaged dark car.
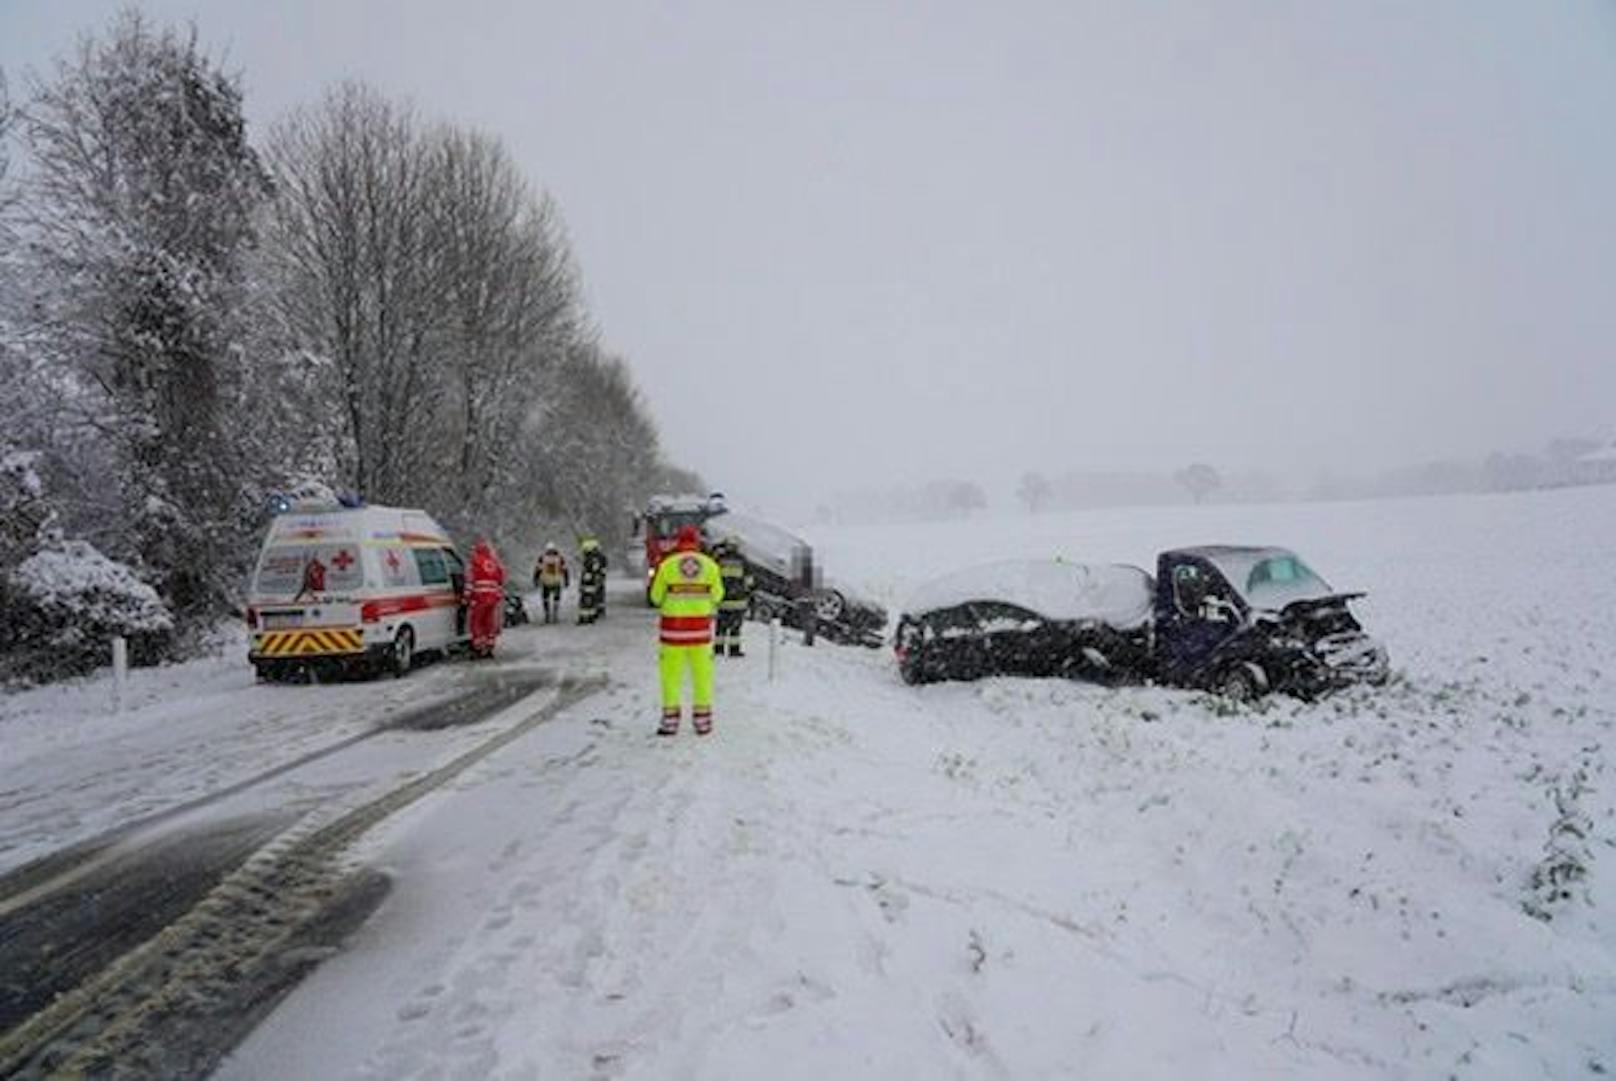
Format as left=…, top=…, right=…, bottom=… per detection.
left=1153, top=546, right=1388, bottom=700
left=894, top=546, right=1388, bottom=700
left=893, top=560, right=1156, bottom=685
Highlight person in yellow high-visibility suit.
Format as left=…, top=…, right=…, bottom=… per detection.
left=650, top=525, right=725, bottom=736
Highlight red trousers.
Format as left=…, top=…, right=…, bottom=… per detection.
left=468, top=588, right=502, bottom=653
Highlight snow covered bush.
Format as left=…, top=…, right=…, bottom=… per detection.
left=0, top=539, right=173, bottom=682
left=1524, top=767, right=1595, bottom=921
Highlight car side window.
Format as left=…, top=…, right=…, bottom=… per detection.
left=414, top=547, right=448, bottom=586
left=1172, top=564, right=1204, bottom=617
left=970, top=602, right=1040, bottom=632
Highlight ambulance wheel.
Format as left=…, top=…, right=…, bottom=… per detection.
left=390, top=627, right=415, bottom=678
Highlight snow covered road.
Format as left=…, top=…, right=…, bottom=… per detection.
left=3, top=486, right=1613, bottom=1079
left=220, top=490, right=1615, bottom=1081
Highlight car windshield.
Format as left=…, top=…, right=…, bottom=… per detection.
left=1242, top=555, right=1333, bottom=608
left=252, top=544, right=366, bottom=597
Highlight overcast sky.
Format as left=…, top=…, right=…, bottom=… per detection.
left=4, top=2, right=1614, bottom=516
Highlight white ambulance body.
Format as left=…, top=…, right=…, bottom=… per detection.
left=246, top=502, right=467, bottom=679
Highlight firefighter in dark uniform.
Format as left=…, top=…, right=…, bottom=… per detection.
left=712, top=535, right=754, bottom=657
left=577, top=536, right=608, bottom=624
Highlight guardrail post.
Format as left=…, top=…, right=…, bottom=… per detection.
left=768, top=618, right=781, bottom=682
left=111, top=636, right=128, bottom=714
left=796, top=598, right=816, bottom=647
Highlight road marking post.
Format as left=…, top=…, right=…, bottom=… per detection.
left=111, top=636, right=128, bottom=714
left=768, top=618, right=781, bottom=682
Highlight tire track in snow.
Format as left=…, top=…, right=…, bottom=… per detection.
left=0, top=670, right=554, bottom=915
left=0, top=674, right=601, bottom=1080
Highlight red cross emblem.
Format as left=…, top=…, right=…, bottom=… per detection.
left=385, top=550, right=401, bottom=572
left=332, top=549, right=355, bottom=572
left=680, top=556, right=701, bottom=578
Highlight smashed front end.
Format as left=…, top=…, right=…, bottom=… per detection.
left=1258, top=595, right=1389, bottom=696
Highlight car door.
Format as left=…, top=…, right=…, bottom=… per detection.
left=1157, top=558, right=1243, bottom=681
left=971, top=601, right=1052, bottom=676
left=923, top=604, right=990, bottom=681
left=442, top=547, right=468, bottom=642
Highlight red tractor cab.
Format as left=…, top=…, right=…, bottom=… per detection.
left=635, top=492, right=728, bottom=602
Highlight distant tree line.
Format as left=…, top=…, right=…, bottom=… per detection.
left=1306, top=439, right=1616, bottom=502
left=0, top=12, right=685, bottom=681
left=816, top=479, right=989, bottom=525
left=1009, top=439, right=1616, bottom=516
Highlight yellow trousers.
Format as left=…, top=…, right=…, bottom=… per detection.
left=659, top=642, right=714, bottom=715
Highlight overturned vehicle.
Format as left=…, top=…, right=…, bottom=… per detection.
left=634, top=495, right=887, bottom=648
left=894, top=545, right=1388, bottom=700
left=718, top=511, right=888, bottom=649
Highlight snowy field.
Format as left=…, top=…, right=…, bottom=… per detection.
left=5, top=486, right=1613, bottom=1078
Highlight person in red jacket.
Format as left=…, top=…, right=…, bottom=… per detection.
left=466, top=538, right=507, bottom=658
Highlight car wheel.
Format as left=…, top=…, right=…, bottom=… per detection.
left=813, top=589, right=846, bottom=623
left=391, top=627, right=415, bottom=678
left=899, top=654, right=929, bottom=685
left=1217, top=663, right=1263, bottom=703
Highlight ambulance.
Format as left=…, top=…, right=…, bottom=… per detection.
left=245, top=500, right=468, bottom=680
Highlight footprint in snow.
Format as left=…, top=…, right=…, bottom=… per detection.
left=744, top=973, right=837, bottom=1028
left=396, top=1001, right=431, bottom=1022
left=936, top=991, right=1010, bottom=1076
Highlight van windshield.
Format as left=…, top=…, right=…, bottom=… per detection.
left=253, top=544, right=366, bottom=598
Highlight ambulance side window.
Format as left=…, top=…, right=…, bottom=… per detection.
left=414, top=548, right=448, bottom=586
left=443, top=548, right=466, bottom=594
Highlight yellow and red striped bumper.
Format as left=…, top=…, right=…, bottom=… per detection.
left=251, top=628, right=364, bottom=658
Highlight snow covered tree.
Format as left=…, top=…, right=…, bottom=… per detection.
left=0, top=68, right=17, bottom=234
left=530, top=343, right=661, bottom=547
left=19, top=11, right=272, bottom=620
left=1016, top=471, right=1051, bottom=514
left=649, top=463, right=708, bottom=498
left=262, top=83, right=661, bottom=559
left=426, top=127, right=581, bottom=533
left=1175, top=463, right=1222, bottom=504
left=260, top=84, right=456, bottom=506
left=947, top=480, right=987, bottom=517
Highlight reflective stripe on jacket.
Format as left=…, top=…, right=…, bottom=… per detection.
left=649, top=550, right=725, bottom=645
left=718, top=555, right=753, bottom=612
